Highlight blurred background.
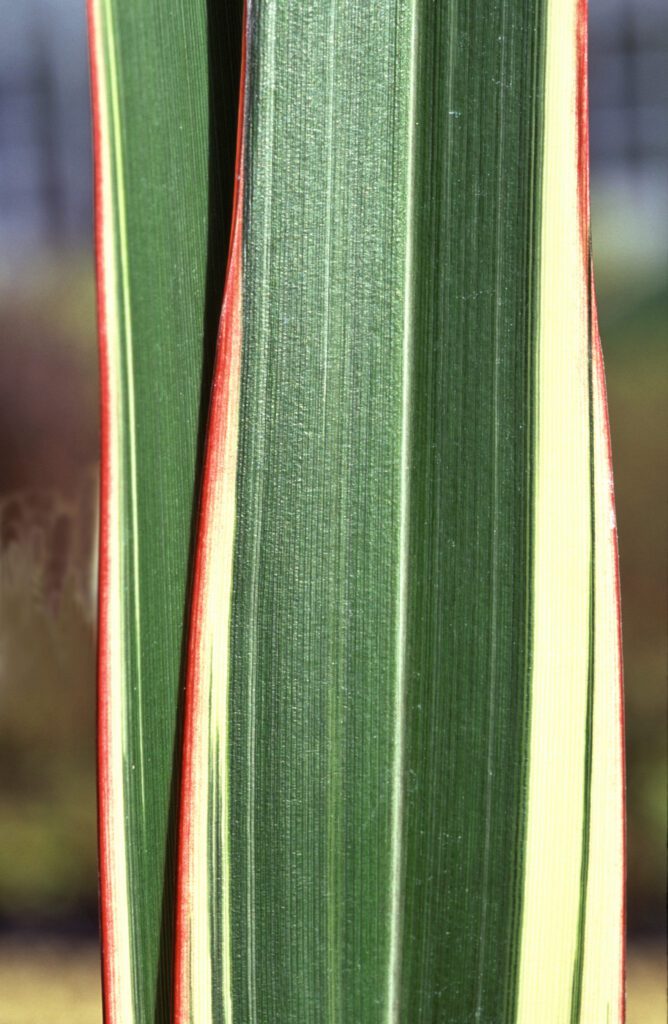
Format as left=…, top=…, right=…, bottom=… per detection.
left=0, top=0, right=665, bottom=1020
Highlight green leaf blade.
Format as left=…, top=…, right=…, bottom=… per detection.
left=398, top=2, right=548, bottom=1017
left=236, top=3, right=412, bottom=1016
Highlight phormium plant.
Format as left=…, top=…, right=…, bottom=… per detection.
left=88, top=1, right=625, bottom=1021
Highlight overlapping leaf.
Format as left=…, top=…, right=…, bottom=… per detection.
left=90, top=2, right=624, bottom=1022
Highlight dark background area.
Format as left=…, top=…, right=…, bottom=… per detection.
left=0, top=0, right=665, bottom=1019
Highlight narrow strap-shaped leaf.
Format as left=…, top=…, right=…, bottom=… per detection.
left=174, top=21, right=247, bottom=1024
left=176, top=1, right=624, bottom=1022
left=88, top=2, right=242, bottom=1020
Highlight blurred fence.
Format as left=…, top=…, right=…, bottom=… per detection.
left=0, top=0, right=666, bottom=258
left=0, top=2, right=92, bottom=257
left=590, top=0, right=667, bottom=184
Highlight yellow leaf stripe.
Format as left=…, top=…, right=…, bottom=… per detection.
left=516, top=2, right=624, bottom=1020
